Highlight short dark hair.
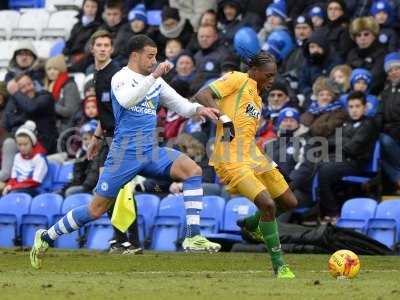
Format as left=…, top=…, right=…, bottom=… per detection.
left=127, top=34, right=157, bottom=53
left=348, top=91, right=367, bottom=105
left=105, top=0, right=123, bottom=11
left=248, top=51, right=276, bottom=68
left=14, top=72, right=30, bottom=82
left=90, top=30, right=113, bottom=46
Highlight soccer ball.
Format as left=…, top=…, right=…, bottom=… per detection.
left=328, top=250, right=360, bottom=279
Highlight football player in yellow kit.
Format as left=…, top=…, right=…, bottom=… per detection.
left=193, top=51, right=297, bottom=278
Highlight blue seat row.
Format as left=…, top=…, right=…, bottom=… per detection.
left=40, top=161, right=73, bottom=193
left=0, top=193, right=258, bottom=251
left=336, top=198, right=400, bottom=248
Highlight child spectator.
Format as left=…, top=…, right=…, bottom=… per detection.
left=59, top=120, right=100, bottom=197
left=340, top=68, right=379, bottom=117
left=44, top=55, right=81, bottom=134
left=165, top=39, right=183, bottom=65
left=258, top=1, right=288, bottom=45
left=308, top=5, right=325, bottom=29
left=370, top=0, right=399, bottom=52
left=266, top=107, right=304, bottom=178
left=377, top=52, right=400, bottom=194
left=70, top=79, right=98, bottom=128
left=1, top=121, right=47, bottom=197
left=329, top=64, right=352, bottom=94
left=173, top=52, right=196, bottom=83
left=318, top=92, right=379, bottom=223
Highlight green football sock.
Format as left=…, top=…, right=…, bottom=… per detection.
left=259, top=219, right=285, bottom=272
left=243, top=211, right=261, bottom=230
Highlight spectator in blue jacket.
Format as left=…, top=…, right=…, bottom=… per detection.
left=340, top=68, right=380, bottom=117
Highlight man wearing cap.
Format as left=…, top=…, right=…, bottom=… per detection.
left=282, top=14, right=313, bottom=81
left=346, top=16, right=387, bottom=94
left=377, top=52, right=400, bottom=194
left=5, top=40, right=43, bottom=86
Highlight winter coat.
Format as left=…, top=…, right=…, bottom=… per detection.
left=376, top=81, right=400, bottom=140
left=54, top=78, right=81, bottom=133
left=193, top=42, right=227, bottom=75
left=169, top=0, right=217, bottom=31
left=4, top=91, right=58, bottom=153
left=319, top=17, right=354, bottom=60
left=301, top=108, right=348, bottom=138
left=63, top=19, right=101, bottom=56
left=341, top=116, right=379, bottom=164
left=346, top=40, right=387, bottom=95
left=99, top=21, right=126, bottom=41
left=378, top=26, right=399, bottom=52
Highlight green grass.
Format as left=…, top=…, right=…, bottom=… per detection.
left=0, top=249, right=399, bottom=300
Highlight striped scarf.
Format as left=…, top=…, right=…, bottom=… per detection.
left=307, top=99, right=343, bottom=115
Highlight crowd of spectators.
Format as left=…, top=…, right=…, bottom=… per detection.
left=1, top=0, right=400, bottom=224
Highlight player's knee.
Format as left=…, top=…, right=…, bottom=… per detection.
left=255, top=193, right=276, bottom=215
left=88, top=199, right=109, bottom=219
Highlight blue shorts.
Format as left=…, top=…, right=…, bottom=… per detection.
left=95, top=146, right=181, bottom=198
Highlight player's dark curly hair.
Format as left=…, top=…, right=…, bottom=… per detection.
left=248, top=51, right=276, bottom=68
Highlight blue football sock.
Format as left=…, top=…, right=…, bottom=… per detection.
left=41, top=205, right=94, bottom=244
left=183, top=176, right=203, bottom=237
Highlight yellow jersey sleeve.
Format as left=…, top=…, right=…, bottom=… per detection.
left=209, top=72, right=244, bottom=99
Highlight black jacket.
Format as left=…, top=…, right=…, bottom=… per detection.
left=346, top=40, right=387, bottom=95
left=319, top=17, right=354, bottom=60
left=94, top=60, right=121, bottom=137
left=63, top=155, right=100, bottom=194
left=63, top=20, right=101, bottom=56
left=4, top=91, right=58, bottom=153
left=341, top=116, right=379, bottom=164
left=377, top=81, right=400, bottom=140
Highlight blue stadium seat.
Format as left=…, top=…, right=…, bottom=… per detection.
left=49, top=38, right=65, bottom=57
left=200, top=196, right=225, bottom=235
left=54, top=193, right=91, bottom=249
left=86, top=216, right=114, bottom=251
left=21, top=193, right=63, bottom=247
left=9, top=0, right=45, bottom=9
left=147, top=10, right=161, bottom=26
left=135, top=193, right=160, bottom=246
left=336, top=198, right=377, bottom=233
left=207, top=197, right=257, bottom=242
left=52, top=162, right=73, bottom=190
left=151, top=195, right=185, bottom=251
left=0, top=193, right=32, bottom=247
left=367, top=200, right=400, bottom=248
left=342, top=142, right=380, bottom=184
left=38, top=161, right=60, bottom=193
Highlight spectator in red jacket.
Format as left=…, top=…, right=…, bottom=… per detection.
left=2, top=121, right=47, bottom=196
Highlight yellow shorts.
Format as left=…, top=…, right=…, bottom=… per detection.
left=214, top=164, right=288, bottom=201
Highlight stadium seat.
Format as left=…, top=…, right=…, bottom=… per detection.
left=0, top=10, right=20, bottom=39
left=41, top=9, right=78, bottom=39
left=54, top=193, right=91, bottom=249
left=11, top=9, right=50, bottom=40
left=151, top=195, right=185, bottom=251
left=336, top=198, right=377, bottom=233
left=9, top=0, right=45, bottom=9
left=33, top=40, right=55, bottom=58
left=367, top=200, right=400, bottom=248
left=135, top=193, right=160, bottom=245
left=49, top=38, right=65, bottom=56
left=0, top=193, right=32, bottom=247
left=147, top=10, right=162, bottom=26
left=52, top=162, right=73, bottom=190
left=200, top=196, right=225, bottom=235
left=0, top=41, right=18, bottom=68
left=0, top=68, right=7, bottom=81
left=38, top=161, right=60, bottom=193
left=86, top=216, right=114, bottom=251
left=342, top=142, right=380, bottom=184
left=206, top=197, right=257, bottom=242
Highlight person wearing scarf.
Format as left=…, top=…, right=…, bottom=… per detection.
left=44, top=55, right=81, bottom=134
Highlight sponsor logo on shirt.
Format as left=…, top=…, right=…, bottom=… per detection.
left=245, top=103, right=260, bottom=119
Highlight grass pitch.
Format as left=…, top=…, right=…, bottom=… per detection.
left=0, top=249, right=399, bottom=300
